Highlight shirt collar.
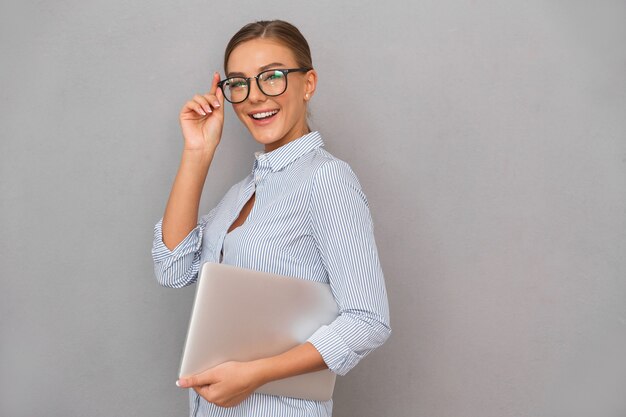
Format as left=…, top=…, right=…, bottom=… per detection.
left=253, top=131, right=324, bottom=173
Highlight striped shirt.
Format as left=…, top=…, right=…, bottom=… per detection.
left=152, top=131, right=391, bottom=417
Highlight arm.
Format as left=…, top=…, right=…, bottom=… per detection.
left=306, top=159, right=391, bottom=376
left=152, top=211, right=211, bottom=288
left=161, top=149, right=215, bottom=250
left=162, top=71, right=224, bottom=250
left=177, top=342, right=326, bottom=408
left=151, top=73, right=225, bottom=288
left=151, top=150, right=215, bottom=288
left=253, top=341, right=328, bottom=381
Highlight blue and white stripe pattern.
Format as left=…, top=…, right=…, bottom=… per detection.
left=152, top=131, right=391, bottom=417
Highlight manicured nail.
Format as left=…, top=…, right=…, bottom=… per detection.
left=213, top=101, right=220, bottom=108
left=176, top=380, right=181, bottom=387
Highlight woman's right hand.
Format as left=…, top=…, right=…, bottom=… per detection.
left=179, top=72, right=225, bottom=152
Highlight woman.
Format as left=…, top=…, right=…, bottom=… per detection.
left=151, top=20, right=391, bottom=417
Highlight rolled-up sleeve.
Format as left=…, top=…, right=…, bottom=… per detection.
left=151, top=213, right=213, bottom=288
left=306, top=160, right=391, bottom=376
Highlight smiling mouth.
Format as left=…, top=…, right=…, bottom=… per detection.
left=250, top=109, right=279, bottom=120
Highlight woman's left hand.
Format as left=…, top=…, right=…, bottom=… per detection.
left=177, top=361, right=264, bottom=408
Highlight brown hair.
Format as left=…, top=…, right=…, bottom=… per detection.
left=224, top=20, right=313, bottom=73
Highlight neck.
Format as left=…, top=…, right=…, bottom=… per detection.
left=264, top=126, right=310, bottom=153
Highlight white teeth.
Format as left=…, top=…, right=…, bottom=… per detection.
left=251, top=110, right=278, bottom=119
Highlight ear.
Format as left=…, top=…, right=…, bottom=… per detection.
left=303, top=69, right=318, bottom=101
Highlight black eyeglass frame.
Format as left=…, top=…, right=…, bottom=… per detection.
left=217, top=67, right=312, bottom=104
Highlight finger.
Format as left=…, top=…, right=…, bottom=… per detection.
left=182, top=99, right=207, bottom=117
left=178, top=370, right=215, bottom=388
left=192, top=94, right=213, bottom=114
left=177, top=374, right=198, bottom=388
left=208, top=71, right=220, bottom=96
left=192, top=386, right=210, bottom=403
left=203, top=93, right=221, bottom=111
left=215, top=85, right=224, bottom=107
left=196, top=385, right=215, bottom=403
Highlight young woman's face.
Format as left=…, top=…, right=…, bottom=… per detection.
left=226, top=38, right=316, bottom=152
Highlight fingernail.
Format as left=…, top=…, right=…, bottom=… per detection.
left=176, top=380, right=181, bottom=387
left=213, top=101, right=220, bottom=108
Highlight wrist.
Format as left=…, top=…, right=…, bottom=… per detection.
left=182, top=147, right=215, bottom=162
left=249, top=357, right=274, bottom=387
left=179, top=149, right=215, bottom=174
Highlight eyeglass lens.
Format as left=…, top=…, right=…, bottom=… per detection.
left=222, top=70, right=287, bottom=103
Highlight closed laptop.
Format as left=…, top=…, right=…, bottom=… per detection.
left=179, top=262, right=339, bottom=401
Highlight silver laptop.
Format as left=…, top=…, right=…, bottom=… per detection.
left=178, top=262, right=339, bottom=401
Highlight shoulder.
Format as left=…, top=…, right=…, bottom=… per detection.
left=306, top=148, right=367, bottom=211
left=309, top=147, right=363, bottom=191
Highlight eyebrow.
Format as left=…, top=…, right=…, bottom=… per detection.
left=227, top=62, right=286, bottom=78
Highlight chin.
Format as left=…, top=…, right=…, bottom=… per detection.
left=250, top=129, right=283, bottom=145
left=245, top=119, right=292, bottom=148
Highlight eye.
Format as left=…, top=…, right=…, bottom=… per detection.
left=260, top=70, right=285, bottom=82
left=227, top=78, right=247, bottom=89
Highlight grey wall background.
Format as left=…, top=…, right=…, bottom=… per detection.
left=1, top=1, right=625, bottom=416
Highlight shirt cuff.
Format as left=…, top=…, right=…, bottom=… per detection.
left=306, top=324, right=362, bottom=376
left=151, top=218, right=204, bottom=269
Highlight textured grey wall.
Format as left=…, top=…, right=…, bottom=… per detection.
left=1, top=1, right=625, bottom=416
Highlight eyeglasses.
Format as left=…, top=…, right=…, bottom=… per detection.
left=218, top=67, right=312, bottom=104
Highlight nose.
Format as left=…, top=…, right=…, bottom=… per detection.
left=247, top=78, right=267, bottom=103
